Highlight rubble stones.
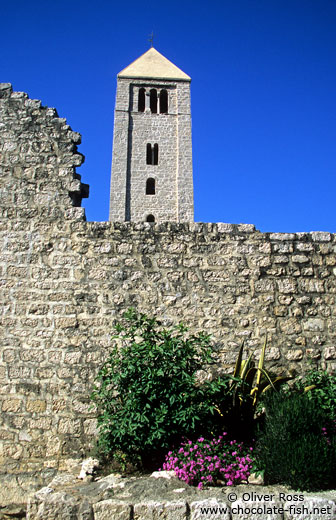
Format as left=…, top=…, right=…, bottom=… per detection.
left=25, top=473, right=336, bottom=520
left=78, top=458, right=100, bottom=480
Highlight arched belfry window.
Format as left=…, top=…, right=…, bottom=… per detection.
left=146, top=214, right=155, bottom=222
left=159, top=89, right=168, bottom=114
left=146, top=178, right=155, bottom=195
left=150, top=89, right=157, bottom=113
left=146, top=143, right=159, bottom=165
left=138, top=88, right=145, bottom=112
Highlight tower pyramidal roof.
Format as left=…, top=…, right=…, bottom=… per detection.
left=118, top=47, right=191, bottom=81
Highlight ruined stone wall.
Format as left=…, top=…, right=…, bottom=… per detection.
left=0, top=84, right=336, bottom=503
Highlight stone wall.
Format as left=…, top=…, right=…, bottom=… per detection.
left=1, top=83, right=336, bottom=504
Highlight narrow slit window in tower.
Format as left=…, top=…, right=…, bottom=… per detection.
left=159, top=89, right=168, bottom=114
left=150, top=89, right=157, bottom=113
left=146, top=144, right=158, bottom=165
left=138, top=88, right=145, bottom=112
left=146, top=178, right=155, bottom=195
left=153, top=143, right=158, bottom=165
left=146, top=214, right=155, bottom=222
left=146, top=143, right=152, bottom=164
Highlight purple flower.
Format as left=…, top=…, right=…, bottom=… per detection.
left=160, top=433, right=253, bottom=489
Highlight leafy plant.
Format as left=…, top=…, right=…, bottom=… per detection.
left=300, top=369, right=336, bottom=420
left=215, top=339, right=292, bottom=432
left=254, top=390, right=336, bottom=491
left=91, top=308, right=230, bottom=468
left=161, top=432, right=253, bottom=489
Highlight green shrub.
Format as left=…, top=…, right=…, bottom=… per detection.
left=91, top=308, right=231, bottom=468
left=255, top=390, right=336, bottom=491
left=300, top=369, right=336, bottom=420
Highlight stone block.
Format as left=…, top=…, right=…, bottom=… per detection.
left=150, top=470, right=176, bottom=479
left=93, top=500, right=132, bottom=520
left=270, top=233, right=295, bottom=241
left=284, top=497, right=336, bottom=519
left=2, top=399, right=21, bottom=412
left=217, top=223, right=234, bottom=233
left=190, top=499, right=230, bottom=519
left=57, top=418, right=81, bottom=435
left=26, top=490, right=79, bottom=520
left=265, top=347, right=281, bottom=360
left=273, top=305, right=288, bottom=317
left=134, top=500, right=187, bottom=519
left=306, top=348, right=321, bottom=359
left=295, top=242, right=314, bottom=252
left=0, top=82, right=13, bottom=98
left=285, top=349, right=304, bottom=361
left=274, top=255, right=289, bottom=264
left=279, top=318, right=302, bottom=335
left=298, top=279, right=325, bottom=293
left=254, top=280, right=274, bottom=292
left=292, top=255, right=309, bottom=264
left=310, top=232, right=331, bottom=242
left=248, top=473, right=264, bottom=485
left=303, top=318, right=325, bottom=332
left=26, top=400, right=47, bottom=413
left=324, top=347, right=336, bottom=359
left=237, top=223, right=255, bottom=233
left=277, top=279, right=297, bottom=294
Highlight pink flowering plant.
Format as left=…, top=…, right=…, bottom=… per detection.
left=161, top=432, right=253, bottom=489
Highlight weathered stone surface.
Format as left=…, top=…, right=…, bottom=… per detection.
left=1, top=83, right=336, bottom=508
left=23, top=472, right=336, bottom=520
left=27, top=489, right=80, bottom=519
left=134, top=500, right=187, bottom=519
left=311, top=232, right=331, bottom=242
left=150, top=471, right=176, bottom=480
left=0, top=503, right=26, bottom=520
left=324, top=347, right=336, bottom=359
left=93, top=500, right=132, bottom=520
left=285, top=496, right=336, bottom=519
left=78, top=458, right=100, bottom=480
left=0, top=468, right=58, bottom=513
left=248, top=473, right=264, bottom=485
left=190, top=499, right=230, bottom=519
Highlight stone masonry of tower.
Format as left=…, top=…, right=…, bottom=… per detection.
left=109, top=48, right=194, bottom=223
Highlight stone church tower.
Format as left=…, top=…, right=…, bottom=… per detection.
left=109, top=47, right=194, bottom=222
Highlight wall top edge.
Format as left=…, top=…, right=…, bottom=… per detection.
left=77, top=221, right=334, bottom=241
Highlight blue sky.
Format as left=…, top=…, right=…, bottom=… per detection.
left=1, top=0, right=336, bottom=232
